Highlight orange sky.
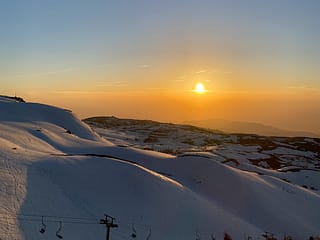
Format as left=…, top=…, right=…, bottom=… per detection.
left=2, top=1, right=320, bottom=135
left=24, top=87, right=320, bottom=135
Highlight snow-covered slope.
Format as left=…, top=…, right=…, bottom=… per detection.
left=0, top=97, right=319, bottom=240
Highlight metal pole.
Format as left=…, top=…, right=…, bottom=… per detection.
left=106, top=224, right=111, bottom=240
left=100, top=214, right=118, bottom=240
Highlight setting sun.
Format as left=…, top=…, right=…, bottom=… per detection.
left=195, top=83, right=206, bottom=94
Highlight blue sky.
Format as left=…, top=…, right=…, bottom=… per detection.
left=2, top=0, right=319, bottom=87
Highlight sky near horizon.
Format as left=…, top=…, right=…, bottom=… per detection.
left=1, top=0, right=320, bottom=134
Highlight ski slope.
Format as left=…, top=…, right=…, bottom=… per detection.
left=0, top=96, right=319, bottom=239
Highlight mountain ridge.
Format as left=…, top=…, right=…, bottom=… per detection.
left=184, top=118, right=320, bottom=138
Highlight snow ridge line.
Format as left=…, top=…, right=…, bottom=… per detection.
left=50, top=153, right=184, bottom=188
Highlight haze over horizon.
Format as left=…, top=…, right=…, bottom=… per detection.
left=1, top=0, right=319, bottom=135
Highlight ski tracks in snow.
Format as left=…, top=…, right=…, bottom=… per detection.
left=0, top=157, right=26, bottom=240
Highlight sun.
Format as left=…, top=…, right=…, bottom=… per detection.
left=195, top=83, right=206, bottom=94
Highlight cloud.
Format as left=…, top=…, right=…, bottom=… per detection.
left=95, top=63, right=113, bottom=68
left=7, top=67, right=78, bottom=79
left=173, top=79, right=185, bottom=82
left=45, top=68, right=77, bottom=75
left=139, top=64, right=152, bottom=69
left=54, top=90, right=106, bottom=95
left=195, top=69, right=208, bottom=74
left=96, top=81, right=128, bottom=87
left=195, top=69, right=232, bottom=75
left=144, top=87, right=168, bottom=90
left=287, top=85, right=317, bottom=91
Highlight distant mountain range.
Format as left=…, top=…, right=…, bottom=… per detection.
left=184, top=118, right=320, bottom=138
left=85, top=116, right=320, bottom=173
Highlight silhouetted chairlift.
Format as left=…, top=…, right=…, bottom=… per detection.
left=146, top=228, right=152, bottom=240
left=39, top=216, right=46, bottom=234
left=195, top=231, right=201, bottom=240
left=56, top=221, right=63, bottom=239
left=131, top=224, right=137, bottom=238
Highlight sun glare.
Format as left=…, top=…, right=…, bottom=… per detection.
left=195, top=83, right=206, bottom=94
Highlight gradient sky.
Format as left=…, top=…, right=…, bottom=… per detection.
left=1, top=0, right=320, bottom=134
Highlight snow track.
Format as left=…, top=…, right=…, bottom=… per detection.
left=0, top=157, right=26, bottom=240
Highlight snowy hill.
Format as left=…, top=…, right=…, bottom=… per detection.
left=0, top=97, right=319, bottom=240
left=85, top=117, right=320, bottom=172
